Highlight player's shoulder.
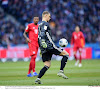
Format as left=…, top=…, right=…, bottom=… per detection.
left=28, top=23, right=33, bottom=26
left=79, top=31, right=83, bottom=34
left=45, top=22, right=49, bottom=27
left=27, top=23, right=33, bottom=27
left=72, top=31, right=76, bottom=35
left=28, top=23, right=33, bottom=25
left=40, top=21, right=49, bottom=26
left=29, top=23, right=38, bottom=27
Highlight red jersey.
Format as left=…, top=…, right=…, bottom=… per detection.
left=25, top=23, right=39, bottom=47
left=71, top=31, right=85, bottom=47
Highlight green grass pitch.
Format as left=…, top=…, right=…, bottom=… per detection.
left=0, top=60, right=100, bottom=86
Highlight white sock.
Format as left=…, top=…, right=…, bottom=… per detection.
left=37, top=78, right=40, bottom=80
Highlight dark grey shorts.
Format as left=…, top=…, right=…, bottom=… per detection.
left=42, top=47, right=63, bottom=62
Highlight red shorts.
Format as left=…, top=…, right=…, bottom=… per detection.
left=28, top=42, right=38, bottom=56
left=73, top=45, right=82, bottom=53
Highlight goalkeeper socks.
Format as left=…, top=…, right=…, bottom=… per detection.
left=60, top=56, right=68, bottom=71
left=38, top=65, right=49, bottom=78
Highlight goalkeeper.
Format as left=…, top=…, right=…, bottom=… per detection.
left=35, top=11, right=69, bottom=84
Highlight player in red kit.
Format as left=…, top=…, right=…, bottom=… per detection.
left=23, top=16, right=39, bottom=77
left=71, top=26, right=85, bottom=67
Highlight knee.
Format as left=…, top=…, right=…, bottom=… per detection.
left=63, top=51, right=69, bottom=58
left=62, top=50, right=69, bottom=56
left=46, top=64, right=51, bottom=68
left=44, top=65, right=50, bottom=70
left=44, top=61, right=51, bottom=68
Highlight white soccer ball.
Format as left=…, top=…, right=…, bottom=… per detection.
left=59, top=38, right=68, bottom=47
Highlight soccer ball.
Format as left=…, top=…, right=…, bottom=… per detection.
left=59, top=38, right=68, bottom=47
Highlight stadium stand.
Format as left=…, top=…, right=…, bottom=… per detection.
left=0, top=0, right=100, bottom=47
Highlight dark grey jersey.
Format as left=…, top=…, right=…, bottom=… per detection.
left=38, top=21, right=57, bottom=54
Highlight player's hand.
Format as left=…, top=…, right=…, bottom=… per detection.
left=41, top=40, right=47, bottom=48
left=26, top=38, right=31, bottom=43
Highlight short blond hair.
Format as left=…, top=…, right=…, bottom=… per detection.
left=42, top=11, right=50, bottom=17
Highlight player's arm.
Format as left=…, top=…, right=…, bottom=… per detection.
left=81, top=32, right=85, bottom=47
left=44, top=25, right=56, bottom=46
left=38, top=25, right=48, bottom=48
left=23, top=26, right=31, bottom=43
left=39, top=25, right=54, bottom=48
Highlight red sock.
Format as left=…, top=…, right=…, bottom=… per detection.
left=28, top=55, right=36, bottom=74
left=79, top=55, right=82, bottom=63
left=74, top=54, right=77, bottom=61
left=28, top=61, right=32, bottom=74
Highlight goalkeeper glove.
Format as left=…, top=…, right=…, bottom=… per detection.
left=41, top=39, right=47, bottom=48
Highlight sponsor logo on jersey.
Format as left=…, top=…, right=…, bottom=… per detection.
left=44, top=25, right=47, bottom=30
left=33, top=51, right=35, bottom=54
left=33, top=27, right=35, bottom=29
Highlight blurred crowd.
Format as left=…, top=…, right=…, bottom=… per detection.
left=0, top=0, right=100, bottom=47
left=0, top=7, right=25, bottom=47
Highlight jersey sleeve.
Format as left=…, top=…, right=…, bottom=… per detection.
left=71, top=33, right=74, bottom=45
left=25, top=25, right=30, bottom=33
left=81, top=32, right=85, bottom=47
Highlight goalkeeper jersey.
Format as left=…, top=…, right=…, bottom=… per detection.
left=38, top=21, right=56, bottom=54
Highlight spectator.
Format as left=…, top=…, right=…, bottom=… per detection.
left=0, top=0, right=100, bottom=46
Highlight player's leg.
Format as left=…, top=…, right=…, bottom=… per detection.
left=31, top=55, right=38, bottom=76
left=59, top=50, right=69, bottom=71
left=35, top=52, right=52, bottom=84
left=27, top=43, right=38, bottom=77
left=52, top=47, right=69, bottom=79
left=27, top=55, right=37, bottom=77
left=74, top=51, right=79, bottom=66
left=74, top=51, right=77, bottom=60
left=27, top=43, right=33, bottom=77
left=37, top=60, right=51, bottom=79
left=32, top=47, right=39, bottom=76
left=73, top=46, right=79, bottom=66
left=35, top=60, right=51, bottom=84
left=78, top=48, right=82, bottom=67
left=27, top=59, right=33, bottom=77
left=56, top=50, right=69, bottom=79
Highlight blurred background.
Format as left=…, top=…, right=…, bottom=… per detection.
left=0, top=0, right=100, bottom=62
